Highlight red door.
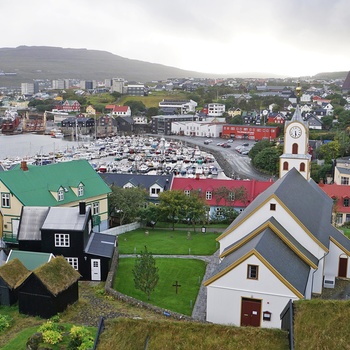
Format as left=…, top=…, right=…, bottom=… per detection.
left=241, top=298, right=261, bottom=327
left=338, top=257, right=348, bottom=278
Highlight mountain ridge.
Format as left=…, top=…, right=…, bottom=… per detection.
left=0, top=46, right=347, bottom=86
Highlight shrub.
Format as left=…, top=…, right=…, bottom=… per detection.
left=0, top=314, right=12, bottom=332
left=42, top=329, right=63, bottom=345
left=68, top=325, right=94, bottom=350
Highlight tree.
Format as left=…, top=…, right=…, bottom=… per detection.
left=146, top=107, right=159, bottom=118
left=157, top=190, right=188, bottom=230
left=123, top=100, right=146, bottom=115
left=133, top=246, right=159, bottom=300
left=140, top=203, right=160, bottom=228
left=108, top=186, right=147, bottom=226
left=184, top=191, right=208, bottom=230
left=252, top=146, right=283, bottom=175
left=316, top=141, right=341, bottom=164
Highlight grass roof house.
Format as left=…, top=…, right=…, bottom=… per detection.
left=17, top=256, right=81, bottom=318
left=0, top=258, right=30, bottom=306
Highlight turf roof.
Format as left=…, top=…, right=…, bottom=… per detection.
left=33, top=255, right=81, bottom=296
left=0, top=258, right=30, bottom=289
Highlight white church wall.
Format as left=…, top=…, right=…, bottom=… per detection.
left=206, top=255, right=300, bottom=328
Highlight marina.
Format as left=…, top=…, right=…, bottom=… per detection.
left=0, top=133, right=226, bottom=179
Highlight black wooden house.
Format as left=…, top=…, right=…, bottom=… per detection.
left=17, top=203, right=116, bottom=281
left=17, top=256, right=80, bottom=318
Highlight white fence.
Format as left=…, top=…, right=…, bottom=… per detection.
left=102, top=222, right=140, bottom=236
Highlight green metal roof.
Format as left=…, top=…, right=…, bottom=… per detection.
left=7, top=250, right=54, bottom=270
left=0, top=160, right=111, bottom=206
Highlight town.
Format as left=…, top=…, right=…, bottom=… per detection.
left=0, top=71, right=350, bottom=349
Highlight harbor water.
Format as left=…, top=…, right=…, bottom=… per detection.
left=0, top=133, right=80, bottom=160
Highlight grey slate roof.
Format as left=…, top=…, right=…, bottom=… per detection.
left=100, top=173, right=173, bottom=192
left=18, top=206, right=50, bottom=241
left=210, top=227, right=311, bottom=296
left=85, top=232, right=115, bottom=258
left=335, top=166, right=350, bottom=176
left=222, top=168, right=335, bottom=249
left=41, top=206, right=91, bottom=231
left=222, top=217, right=319, bottom=267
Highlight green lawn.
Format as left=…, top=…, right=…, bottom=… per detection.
left=114, top=258, right=207, bottom=315
left=118, top=228, right=220, bottom=255
left=342, top=228, right=350, bottom=239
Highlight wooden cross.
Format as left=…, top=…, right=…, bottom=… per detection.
left=172, top=280, right=181, bottom=294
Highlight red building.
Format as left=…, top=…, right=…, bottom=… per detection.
left=171, top=177, right=274, bottom=217
left=222, top=125, right=280, bottom=141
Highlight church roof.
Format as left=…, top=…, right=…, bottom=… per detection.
left=206, top=226, right=311, bottom=297
left=220, top=168, right=338, bottom=249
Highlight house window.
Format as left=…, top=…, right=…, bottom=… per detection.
left=292, top=143, right=298, bottom=154
left=206, top=191, right=212, bottom=200
left=283, top=162, right=288, bottom=171
left=151, top=187, right=161, bottom=195
left=66, top=257, right=79, bottom=270
left=1, top=193, right=10, bottom=208
left=247, top=265, right=259, bottom=279
left=300, top=163, right=305, bottom=172
left=229, top=192, right=235, bottom=201
left=270, top=203, right=276, bottom=211
left=78, top=184, right=84, bottom=197
left=344, top=198, right=350, bottom=207
left=92, top=202, right=99, bottom=215
left=346, top=214, right=350, bottom=223
left=55, top=233, right=70, bottom=247
left=341, top=177, right=349, bottom=185
left=216, top=207, right=223, bottom=217
left=58, top=188, right=64, bottom=201
left=184, top=190, right=190, bottom=196
left=336, top=214, right=343, bottom=225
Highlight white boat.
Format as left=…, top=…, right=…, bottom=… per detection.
left=51, top=131, right=64, bottom=138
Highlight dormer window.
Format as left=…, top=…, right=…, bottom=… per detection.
left=78, top=184, right=84, bottom=197
left=184, top=190, right=190, bottom=196
left=58, top=188, right=64, bottom=201
left=206, top=191, right=212, bottom=200
left=344, top=198, right=349, bottom=207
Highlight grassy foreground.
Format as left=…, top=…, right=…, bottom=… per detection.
left=97, top=318, right=289, bottom=350
left=114, top=258, right=206, bottom=315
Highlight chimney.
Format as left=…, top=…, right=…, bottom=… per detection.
left=79, top=202, right=86, bottom=215
left=20, top=161, right=28, bottom=171
left=319, top=178, right=324, bottom=187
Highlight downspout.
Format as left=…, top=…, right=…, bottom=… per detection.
left=310, top=251, right=329, bottom=297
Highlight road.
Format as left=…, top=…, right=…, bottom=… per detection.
left=160, top=135, right=275, bottom=182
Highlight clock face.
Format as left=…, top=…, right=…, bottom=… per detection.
left=289, top=125, right=302, bottom=138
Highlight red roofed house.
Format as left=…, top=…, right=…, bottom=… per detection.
left=105, top=105, right=131, bottom=117
left=171, top=177, right=273, bottom=220
left=319, top=182, right=350, bottom=227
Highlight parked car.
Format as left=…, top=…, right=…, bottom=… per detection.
left=217, top=142, right=224, bottom=146
left=221, top=143, right=231, bottom=148
left=204, top=139, right=213, bottom=145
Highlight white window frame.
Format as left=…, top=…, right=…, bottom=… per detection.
left=55, top=233, right=70, bottom=247
left=92, top=202, right=99, bottom=215
left=66, top=257, right=79, bottom=270
left=58, top=188, right=64, bottom=201
left=206, top=191, right=212, bottom=200
left=1, top=193, right=10, bottom=208
left=341, top=177, right=349, bottom=185
left=184, top=190, right=190, bottom=196
left=78, top=184, right=84, bottom=197
left=247, top=264, right=259, bottom=280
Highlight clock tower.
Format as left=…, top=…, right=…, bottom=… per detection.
left=279, top=86, right=311, bottom=180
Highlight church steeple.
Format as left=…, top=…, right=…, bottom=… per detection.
left=279, top=84, right=311, bottom=180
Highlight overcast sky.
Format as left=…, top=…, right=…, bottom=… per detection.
left=3, top=0, right=349, bottom=77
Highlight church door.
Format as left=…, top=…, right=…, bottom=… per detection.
left=240, top=298, right=261, bottom=327
left=338, top=256, right=348, bottom=278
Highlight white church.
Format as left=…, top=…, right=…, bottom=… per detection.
left=204, top=104, right=350, bottom=328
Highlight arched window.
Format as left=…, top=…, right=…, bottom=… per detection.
left=283, top=162, right=289, bottom=171
left=300, top=163, right=305, bottom=172
left=292, top=143, right=298, bottom=154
